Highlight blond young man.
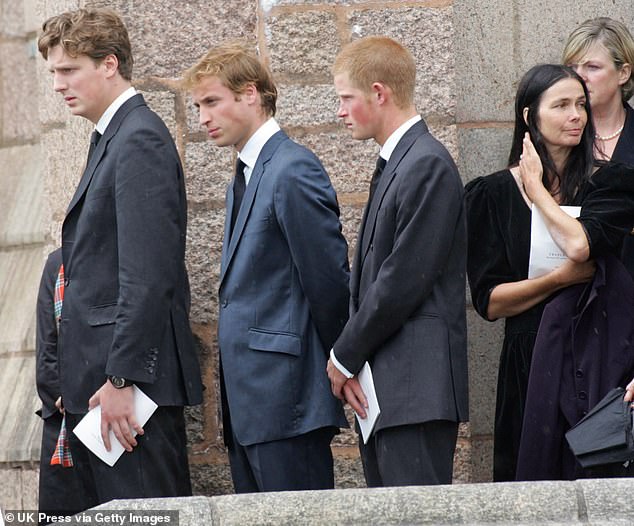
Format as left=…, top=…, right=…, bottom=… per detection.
left=183, top=44, right=349, bottom=492
left=327, top=36, right=469, bottom=487
left=38, top=8, right=202, bottom=512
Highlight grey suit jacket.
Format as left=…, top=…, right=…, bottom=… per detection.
left=334, top=119, right=469, bottom=431
left=59, top=94, right=203, bottom=413
left=218, top=130, right=349, bottom=446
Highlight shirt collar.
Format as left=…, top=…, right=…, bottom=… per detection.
left=379, top=115, right=422, bottom=162
left=238, top=118, right=281, bottom=169
left=95, top=86, right=137, bottom=135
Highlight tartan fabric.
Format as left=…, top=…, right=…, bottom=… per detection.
left=54, top=264, right=64, bottom=329
left=50, top=414, right=74, bottom=467
left=50, top=263, right=73, bottom=467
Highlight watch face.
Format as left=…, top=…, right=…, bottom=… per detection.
left=110, top=376, right=125, bottom=388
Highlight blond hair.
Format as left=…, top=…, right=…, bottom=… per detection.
left=563, top=17, right=634, bottom=101
left=38, top=8, right=133, bottom=81
left=182, top=42, right=277, bottom=117
left=332, top=36, right=416, bottom=109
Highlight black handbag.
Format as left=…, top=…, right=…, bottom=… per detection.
left=565, top=387, right=634, bottom=468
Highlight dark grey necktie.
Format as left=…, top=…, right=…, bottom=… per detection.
left=87, top=130, right=101, bottom=163
left=230, top=158, right=246, bottom=235
left=369, top=156, right=387, bottom=203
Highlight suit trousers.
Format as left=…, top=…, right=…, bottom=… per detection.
left=360, top=420, right=458, bottom=487
left=38, top=412, right=84, bottom=524
left=63, top=406, right=192, bottom=513
left=228, top=426, right=337, bottom=493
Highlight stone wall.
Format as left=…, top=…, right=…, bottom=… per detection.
left=0, top=0, right=45, bottom=511
left=2, top=0, right=634, bottom=510
left=93, top=478, right=634, bottom=525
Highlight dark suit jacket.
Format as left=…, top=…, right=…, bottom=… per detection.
left=613, top=103, right=634, bottom=279
left=59, top=94, right=202, bottom=413
left=217, top=130, right=349, bottom=446
left=36, top=248, right=62, bottom=419
left=333, top=119, right=469, bottom=432
left=612, top=103, right=634, bottom=166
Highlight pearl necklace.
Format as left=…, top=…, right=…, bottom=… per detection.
left=595, top=123, right=624, bottom=141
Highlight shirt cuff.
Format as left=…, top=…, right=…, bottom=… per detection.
left=330, top=349, right=354, bottom=378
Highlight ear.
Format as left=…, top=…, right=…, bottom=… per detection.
left=243, top=83, right=258, bottom=105
left=618, top=63, right=632, bottom=86
left=523, top=107, right=529, bottom=125
left=102, top=54, right=119, bottom=78
left=371, top=82, right=389, bottom=105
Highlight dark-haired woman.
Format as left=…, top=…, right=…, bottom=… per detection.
left=465, top=64, right=634, bottom=481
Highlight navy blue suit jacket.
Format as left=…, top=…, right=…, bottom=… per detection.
left=218, top=130, right=349, bottom=446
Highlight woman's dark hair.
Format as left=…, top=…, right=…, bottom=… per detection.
left=508, top=64, right=595, bottom=203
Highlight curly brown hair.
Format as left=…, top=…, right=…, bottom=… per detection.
left=38, top=8, right=133, bottom=81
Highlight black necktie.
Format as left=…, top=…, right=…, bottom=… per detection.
left=369, top=156, right=387, bottom=203
left=230, top=158, right=246, bottom=235
left=87, top=130, right=101, bottom=164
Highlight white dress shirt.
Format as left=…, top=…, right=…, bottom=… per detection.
left=237, top=118, right=281, bottom=184
left=95, top=86, right=137, bottom=134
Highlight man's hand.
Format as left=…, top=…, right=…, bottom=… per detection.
left=326, top=359, right=369, bottom=418
left=342, top=377, right=368, bottom=419
left=88, top=381, right=144, bottom=452
left=326, top=358, right=349, bottom=400
left=624, top=377, right=634, bottom=403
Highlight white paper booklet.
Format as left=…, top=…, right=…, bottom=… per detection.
left=356, top=362, right=381, bottom=445
left=73, top=385, right=158, bottom=467
left=527, top=204, right=581, bottom=279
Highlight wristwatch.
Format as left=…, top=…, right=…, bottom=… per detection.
left=108, top=375, right=134, bottom=389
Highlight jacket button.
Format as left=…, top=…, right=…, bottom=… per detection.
left=575, top=369, right=583, bottom=378
left=64, top=278, right=70, bottom=287
left=578, top=391, right=587, bottom=400
left=221, top=299, right=228, bottom=308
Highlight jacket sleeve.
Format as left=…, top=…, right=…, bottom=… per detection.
left=274, top=150, right=350, bottom=351
left=105, top=118, right=185, bottom=383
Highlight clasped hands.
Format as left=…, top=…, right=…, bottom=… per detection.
left=326, top=358, right=369, bottom=419
left=89, top=381, right=143, bottom=452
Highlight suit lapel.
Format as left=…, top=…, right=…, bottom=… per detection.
left=65, top=94, right=146, bottom=217
left=220, top=130, right=287, bottom=284
left=354, top=120, right=428, bottom=284
left=349, top=203, right=371, bottom=302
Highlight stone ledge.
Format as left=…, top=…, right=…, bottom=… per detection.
left=93, top=478, right=634, bottom=525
